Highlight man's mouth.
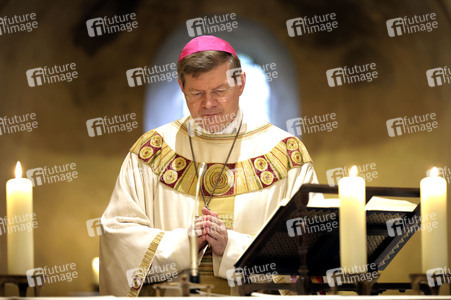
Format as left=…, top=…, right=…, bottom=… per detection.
left=202, top=113, right=221, bottom=117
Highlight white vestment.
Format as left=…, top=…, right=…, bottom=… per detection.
left=99, top=112, right=319, bottom=296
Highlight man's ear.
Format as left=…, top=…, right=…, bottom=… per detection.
left=238, top=71, right=246, bottom=96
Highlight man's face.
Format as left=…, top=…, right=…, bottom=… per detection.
left=178, top=61, right=246, bottom=133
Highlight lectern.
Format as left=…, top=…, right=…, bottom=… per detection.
left=234, top=183, right=423, bottom=295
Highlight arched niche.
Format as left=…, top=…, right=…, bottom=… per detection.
left=144, top=18, right=300, bottom=132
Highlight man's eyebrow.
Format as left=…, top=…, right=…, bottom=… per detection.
left=213, top=83, right=228, bottom=90
left=187, top=83, right=229, bottom=92
left=186, top=88, right=203, bottom=92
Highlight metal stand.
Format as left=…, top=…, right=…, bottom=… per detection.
left=410, top=273, right=450, bottom=295
left=0, top=275, right=41, bottom=297
left=330, top=272, right=380, bottom=295
left=356, top=273, right=380, bottom=295
left=152, top=274, right=213, bottom=296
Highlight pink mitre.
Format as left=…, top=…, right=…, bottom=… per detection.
left=178, top=35, right=238, bottom=62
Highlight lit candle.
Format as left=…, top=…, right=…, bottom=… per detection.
left=6, top=161, right=34, bottom=274
left=339, top=166, right=367, bottom=273
left=92, top=257, right=99, bottom=285
left=421, top=167, right=448, bottom=273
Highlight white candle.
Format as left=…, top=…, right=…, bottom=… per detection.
left=6, top=161, right=34, bottom=274
left=92, top=257, right=100, bottom=285
left=339, top=165, right=367, bottom=273
left=421, top=167, right=448, bottom=273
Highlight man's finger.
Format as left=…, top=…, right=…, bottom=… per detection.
left=202, top=207, right=218, bottom=218
left=206, top=231, right=227, bottom=256
left=201, top=207, right=212, bottom=215
left=207, top=227, right=222, bottom=240
left=206, top=234, right=217, bottom=245
left=204, top=220, right=221, bottom=232
left=207, top=223, right=227, bottom=237
left=194, top=219, right=208, bottom=228
left=207, top=216, right=225, bottom=226
left=195, top=228, right=205, bottom=236
left=194, top=223, right=208, bottom=236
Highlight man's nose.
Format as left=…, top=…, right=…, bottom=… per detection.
left=202, top=92, right=217, bottom=109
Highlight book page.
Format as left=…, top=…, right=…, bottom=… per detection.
left=307, top=196, right=417, bottom=212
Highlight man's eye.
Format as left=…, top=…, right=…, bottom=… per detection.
left=213, top=90, right=227, bottom=95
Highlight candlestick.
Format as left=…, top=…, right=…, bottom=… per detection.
left=421, top=167, right=448, bottom=273
left=189, top=221, right=199, bottom=283
left=6, top=161, right=34, bottom=274
left=339, top=165, right=367, bottom=273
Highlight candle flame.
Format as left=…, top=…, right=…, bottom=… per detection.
left=92, top=257, right=99, bottom=274
left=15, top=161, right=22, bottom=179
left=349, top=165, right=358, bottom=177
left=430, top=167, right=439, bottom=177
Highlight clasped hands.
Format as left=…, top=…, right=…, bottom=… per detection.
left=188, top=207, right=228, bottom=256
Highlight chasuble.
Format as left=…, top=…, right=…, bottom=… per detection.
left=99, top=112, right=319, bottom=296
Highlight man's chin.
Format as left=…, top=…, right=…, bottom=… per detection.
left=205, top=123, right=223, bottom=133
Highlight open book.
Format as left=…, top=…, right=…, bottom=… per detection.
left=307, top=196, right=417, bottom=212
